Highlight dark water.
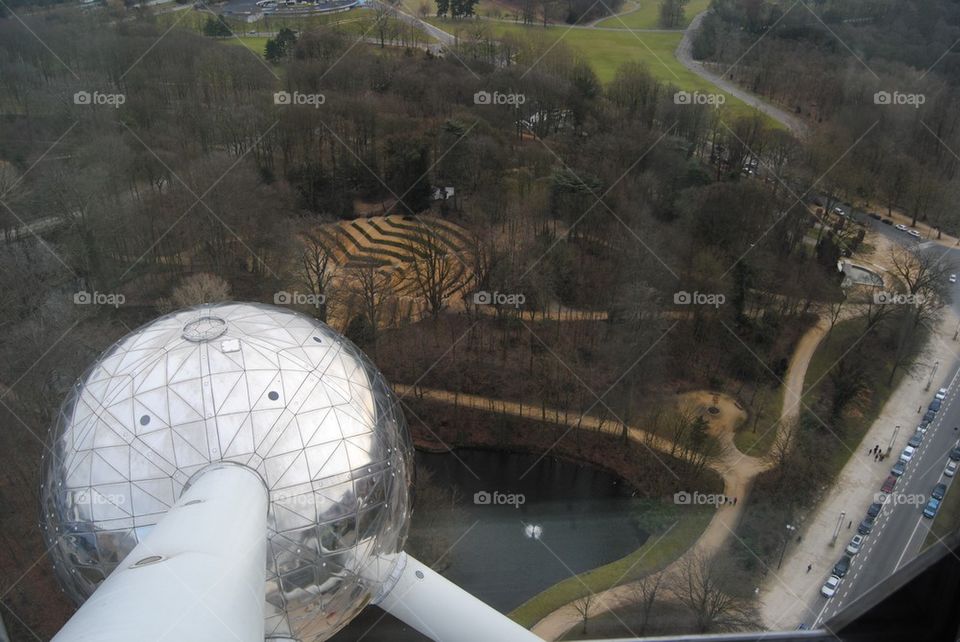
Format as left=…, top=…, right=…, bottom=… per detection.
left=337, top=448, right=649, bottom=641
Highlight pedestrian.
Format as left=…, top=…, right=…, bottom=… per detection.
left=874, top=453, right=879, bottom=462
left=919, top=406, right=922, bottom=413
left=848, top=520, right=852, bottom=529
left=807, top=564, right=812, bottom=573
left=733, top=497, right=737, bottom=505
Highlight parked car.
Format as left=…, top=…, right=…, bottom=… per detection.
left=891, top=460, right=906, bottom=476
left=908, top=432, right=924, bottom=448
left=900, top=445, right=916, bottom=463
left=868, top=213, right=882, bottom=221
left=929, top=399, right=942, bottom=413
left=895, top=223, right=908, bottom=231
left=947, top=461, right=958, bottom=478
left=951, top=274, right=958, bottom=284
left=932, top=483, right=947, bottom=500
left=908, top=229, right=922, bottom=238
left=917, top=421, right=930, bottom=434
left=833, top=555, right=852, bottom=577
left=882, top=218, right=893, bottom=225
left=882, top=475, right=898, bottom=493
left=923, top=497, right=941, bottom=519
left=950, top=446, right=960, bottom=462
left=858, top=516, right=875, bottom=535
left=846, top=534, right=864, bottom=555
left=923, top=410, right=936, bottom=423
left=821, top=574, right=842, bottom=598
left=936, top=387, right=949, bottom=401
left=867, top=502, right=883, bottom=518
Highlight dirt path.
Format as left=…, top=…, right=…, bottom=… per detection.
left=676, top=11, right=809, bottom=137
left=395, top=382, right=776, bottom=638
left=394, top=310, right=832, bottom=640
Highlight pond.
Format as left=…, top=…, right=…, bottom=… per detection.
left=339, top=447, right=650, bottom=640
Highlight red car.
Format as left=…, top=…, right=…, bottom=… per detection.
left=881, top=475, right=897, bottom=494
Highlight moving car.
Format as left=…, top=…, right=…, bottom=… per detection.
left=936, top=387, right=948, bottom=400
left=900, top=445, right=916, bottom=463
left=891, top=460, right=906, bottom=476
left=846, top=534, right=864, bottom=555
left=858, top=516, right=875, bottom=535
left=895, top=223, right=908, bottom=232
left=821, top=574, right=842, bottom=598
left=867, top=502, right=883, bottom=518
left=946, top=461, right=958, bottom=478
left=833, top=555, right=852, bottom=577
left=908, top=432, right=924, bottom=448
left=923, top=497, right=941, bottom=519
left=882, top=474, right=898, bottom=493
left=932, top=483, right=947, bottom=500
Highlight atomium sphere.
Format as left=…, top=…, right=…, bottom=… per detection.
left=40, top=302, right=414, bottom=641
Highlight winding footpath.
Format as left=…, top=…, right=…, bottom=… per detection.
left=392, top=312, right=832, bottom=640
left=675, top=11, right=810, bottom=136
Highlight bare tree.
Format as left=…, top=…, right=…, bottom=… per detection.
left=571, top=593, right=596, bottom=634
left=295, top=232, right=337, bottom=322
left=626, top=570, right=667, bottom=636
left=670, top=550, right=759, bottom=633
left=349, top=266, right=395, bottom=350
left=159, top=272, right=231, bottom=312
left=409, top=224, right=468, bottom=320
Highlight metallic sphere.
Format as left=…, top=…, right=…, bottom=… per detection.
left=40, top=302, right=414, bottom=641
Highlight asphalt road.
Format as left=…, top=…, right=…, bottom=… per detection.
left=802, top=206, right=960, bottom=628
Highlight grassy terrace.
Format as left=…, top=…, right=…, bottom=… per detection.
left=594, top=0, right=711, bottom=29
left=508, top=504, right=714, bottom=628
left=426, top=18, right=774, bottom=124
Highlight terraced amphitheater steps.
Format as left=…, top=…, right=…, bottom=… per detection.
left=381, top=215, right=474, bottom=250
left=348, top=221, right=431, bottom=261
left=313, top=227, right=352, bottom=264
left=335, top=222, right=411, bottom=267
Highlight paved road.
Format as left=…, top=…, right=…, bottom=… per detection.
left=809, top=360, right=960, bottom=627
left=845, top=205, right=960, bottom=316
left=676, top=11, right=809, bottom=137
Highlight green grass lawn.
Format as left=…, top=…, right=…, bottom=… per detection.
left=803, top=317, right=920, bottom=473
left=734, top=385, right=785, bottom=455
left=508, top=504, right=715, bottom=628
left=428, top=19, right=773, bottom=124
left=595, top=0, right=711, bottom=29
left=221, top=36, right=271, bottom=57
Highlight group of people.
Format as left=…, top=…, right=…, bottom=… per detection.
left=868, top=444, right=886, bottom=462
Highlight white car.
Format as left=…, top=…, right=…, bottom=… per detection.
left=950, top=274, right=957, bottom=284
left=895, top=223, right=908, bottom=231
left=908, top=229, right=921, bottom=238
left=900, top=445, right=916, bottom=463
left=936, top=387, right=949, bottom=400
left=846, top=534, right=864, bottom=555
left=821, top=574, right=842, bottom=598
left=946, top=460, right=958, bottom=477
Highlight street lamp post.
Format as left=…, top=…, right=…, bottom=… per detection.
left=926, top=361, right=940, bottom=391
left=831, top=511, right=845, bottom=545
left=888, top=425, right=901, bottom=454
left=778, top=524, right=797, bottom=569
